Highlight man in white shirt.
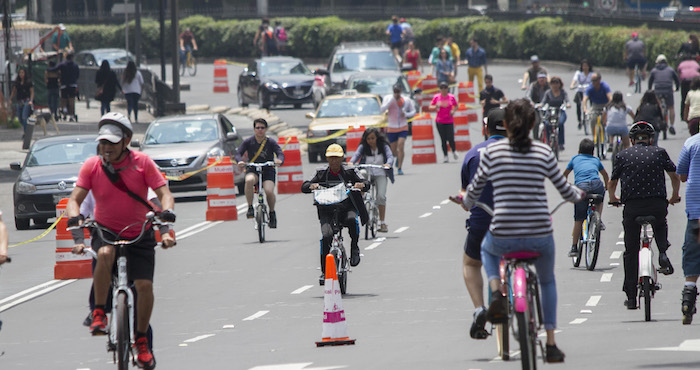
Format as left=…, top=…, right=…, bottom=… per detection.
left=381, top=85, right=416, bottom=175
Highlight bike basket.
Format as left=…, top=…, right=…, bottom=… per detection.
left=313, top=184, right=348, bottom=205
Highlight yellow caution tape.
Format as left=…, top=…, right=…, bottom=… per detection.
left=221, top=59, right=248, bottom=67
left=9, top=211, right=65, bottom=248
left=165, top=156, right=224, bottom=181
left=280, top=136, right=293, bottom=151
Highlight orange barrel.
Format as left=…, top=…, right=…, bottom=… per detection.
left=457, top=82, right=469, bottom=103
left=454, top=104, right=472, bottom=151
left=345, top=126, right=365, bottom=163
left=205, top=157, right=238, bottom=221
left=54, top=198, right=92, bottom=280
left=277, top=136, right=304, bottom=194
left=421, top=75, right=438, bottom=112
left=411, top=113, right=437, bottom=164
left=213, top=59, right=230, bottom=93
left=407, top=70, right=422, bottom=90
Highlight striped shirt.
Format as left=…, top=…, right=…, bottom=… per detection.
left=677, top=134, right=700, bottom=219
left=464, top=140, right=582, bottom=238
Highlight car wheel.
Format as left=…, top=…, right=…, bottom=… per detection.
left=237, top=86, right=248, bottom=108
left=294, top=103, right=302, bottom=109
left=258, top=90, right=269, bottom=110
left=15, top=217, right=30, bottom=230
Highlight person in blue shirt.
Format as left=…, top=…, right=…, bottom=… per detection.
left=563, top=138, right=609, bottom=257
left=386, top=16, right=404, bottom=62
left=582, top=72, right=613, bottom=136
left=676, top=129, right=700, bottom=324
left=458, top=108, right=506, bottom=340
left=464, top=37, right=487, bottom=92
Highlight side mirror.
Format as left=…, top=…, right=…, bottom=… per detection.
left=130, top=139, right=140, bottom=148
left=10, top=162, right=21, bottom=171
left=226, top=132, right=239, bottom=141
left=305, top=112, right=316, bottom=119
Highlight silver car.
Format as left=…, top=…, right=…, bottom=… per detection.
left=131, top=114, right=245, bottom=194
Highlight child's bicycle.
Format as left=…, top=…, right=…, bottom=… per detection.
left=572, top=194, right=603, bottom=271
left=246, top=161, right=276, bottom=243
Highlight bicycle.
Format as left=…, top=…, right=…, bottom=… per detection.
left=313, top=183, right=359, bottom=294
left=69, top=212, right=172, bottom=370
left=538, top=104, right=566, bottom=161
left=355, top=164, right=387, bottom=240
left=180, top=48, right=197, bottom=77
left=574, top=84, right=590, bottom=135
left=657, top=94, right=669, bottom=140
left=633, top=65, right=642, bottom=94
left=610, top=131, right=624, bottom=168
left=247, top=161, right=276, bottom=243
left=586, top=108, right=606, bottom=160
left=571, top=194, right=603, bottom=271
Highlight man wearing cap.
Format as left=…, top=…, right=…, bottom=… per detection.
left=625, top=32, right=647, bottom=86
left=302, top=144, right=370, bottom=285
left=51, top=24, right=74, bottom=53
left=649, top=54, right=680, bottom=136
left=527, top=72, right=550, bottom=139
left=381, top=85, right=416, bottom=175
left=67, top=113, right=175, bottom=370
left=521, top=55, right=549, bottom=90
left=458, top=108, right=506, bottom=340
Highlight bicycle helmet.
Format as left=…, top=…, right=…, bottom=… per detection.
left=98, top=112, right=133, bottom=138
left=629, top=121, right=655, bottom=139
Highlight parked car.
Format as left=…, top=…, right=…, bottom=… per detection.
left=74, top=48, right=136, bottom=68
left=305, top=90, right=385, bottom=162
left=131, top=113, right=245, bottom=193
left=10, top=135, right=97, bottom=230
left=237, top=56, right=316, bottom=110
left=675, top=6, right=700, bottom=22
left=659, top=6, right=679, bottom=20
left=313, top=41, right=404, bottom=107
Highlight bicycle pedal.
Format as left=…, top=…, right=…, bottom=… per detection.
left=655, top=283, right=662, bottom=291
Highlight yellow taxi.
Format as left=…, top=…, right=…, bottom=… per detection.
left=305, top=90, right=386, bottom=162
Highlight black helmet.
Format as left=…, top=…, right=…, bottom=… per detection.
left=629, top=121, right=655, bottom=139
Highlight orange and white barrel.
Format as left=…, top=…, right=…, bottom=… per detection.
left=277, top=136, right=304, bottom=194
left=213, top=59, right=229, bottom=93
left=411, top=113, right=437, bottom=164
left=54, top=198, right=92, bottom=280
left=205, top=157, right=238, bottom=221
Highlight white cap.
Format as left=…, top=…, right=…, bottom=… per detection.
left=655, top=54, right=667, bottom=64
left=59, top=23, right=66, bottom=30
left=96, top=124, right=124, bottom=143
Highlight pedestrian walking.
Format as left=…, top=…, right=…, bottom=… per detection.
left=465, top=37, right=487, bottom=92
left=678, top=55, right=700, bottom=122
left=94, top=60, right=122, bottom=116
left=122, top=61, right=144, bottom=124
left=45, top=60, right=60, bottom=121
left=9, top=68, right=33, bottom=136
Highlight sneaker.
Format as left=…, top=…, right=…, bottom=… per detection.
left=469, top=307, right=489, bottom=340
left=378, top=223, right=388, bottom=233
left=578, top=121, right=582, bottom=130
left=453, top=152, right=458, bottom=160
left=350, top=244, right=361, bottom=267
left=319, top=273, right=325, bottom=286
left=397, top=168, right=404, bottom=175
left=625, top=297, right=638, bottom=310
left=628, top=81, right=635, bottom=87
left=486, top=291, right=508, bottom=324
left=568, top=245, right=578, bottom=257
left=269, top=211, right=277, bottom=228
left=82, top=312, right=92, bottom=327
left=658, top=252, right=674, bottom=275
left=89, top=308, right=108, bottom=335
left=246, top=206, right=254, bottom=219
left=559, top=144, right=565, bottom=151
left=135, top=337, right=156, bottom=370
left=682, top=285, right=698, bottom=325
left=443, top=157, right=449, bottom=163
left=546, top=344, right=566, bottom=363
left=669, top=126, right=676, bottom=135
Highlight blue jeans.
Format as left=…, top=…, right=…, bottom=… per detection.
left=125, top=93, right=140, bottom=121
left=48, top=88, right=59, bottom=117
left=481, top=232, right=558, bottom=330
left=180, top=45, right=193, bottom=63
left=100, top=100, right=111, bottom=115
left=682, top=219, right=700, bottom=277
left=16, top=101, right=31, bottom=131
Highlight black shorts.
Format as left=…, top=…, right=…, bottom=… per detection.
left=91, top=227, right=156, bottom=281
left=246, top=167, right=276, bottom=183
left=464, top=226, right=489, bottom=260
left=656, top=90, right=675, bottom=107
left=391, top=41, right=402, bottom=50
left=61, top=86, right=77, bottom=99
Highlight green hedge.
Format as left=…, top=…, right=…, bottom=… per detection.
left=66, top=16, right=688, bottom=68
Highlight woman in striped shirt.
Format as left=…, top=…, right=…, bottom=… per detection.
left=462, top=99, right=584, bottom=363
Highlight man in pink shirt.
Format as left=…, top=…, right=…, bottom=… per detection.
left=678, top=55, right=700, bottom=122
left=67, top=112, right=175, bottom=370
left=430, top=81, right=459, bottom=162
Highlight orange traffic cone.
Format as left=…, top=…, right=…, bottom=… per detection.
left=420, top=75, right=437, bottom=112
left=316, top=253, right=356, bottom=347
left=411, top=113, right=437, bottom=164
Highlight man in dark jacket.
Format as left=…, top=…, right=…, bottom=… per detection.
left=301, top=144, right=370, bottom=285
left=648, top=54, right=681, bottom=136
left=51, top=53, right=80, bottom=121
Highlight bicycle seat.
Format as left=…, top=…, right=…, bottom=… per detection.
left=503, top=251, right=541, bottom=260
left=587, top=194, right=604, bottom=202
left=635, top=216, right=656, bottom=225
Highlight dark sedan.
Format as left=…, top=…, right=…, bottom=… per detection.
left=131, top=114, right=245, bottom=194
left=237, top=56, right=315, bottom=110
left=11, top=135, right=97, bottom=230
left=74, top=48, right=136, bottom=67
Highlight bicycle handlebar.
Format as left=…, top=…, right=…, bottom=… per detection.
left=246, top=161, right=276, bottom=168
left=354, top=164, right=391, bottom=169
left=450, top=195, right=572, bottom=217
left=67, top=212, right=173, bottom=247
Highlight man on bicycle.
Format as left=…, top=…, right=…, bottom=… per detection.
left=179, top=27, right=198, bottom=65
left=625, top=32, right=647, bottom=86
left=648, top=54, right=680, bottom=136
left=301, top=144, right=370, bottom=284
left=459, top=108, right=507, bottom=340
left=608, top=121, right=681, bottom=309
left=236, top=118, right=284, bottom=228
left=582, top=72, right=612, bottom=135
left=67, top=113, right=176, bottom=370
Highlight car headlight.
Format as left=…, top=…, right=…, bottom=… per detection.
left=207, top=147, right=225, bottom=159
left=264, top=82, right=280, bottom=90
left=17, top=181, right=36, bottom=194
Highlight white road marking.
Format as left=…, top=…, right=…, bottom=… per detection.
left=237, top=202, right=249, bottom=215
left=432, top=205, right=441, bottom=209
left=580, top=309, right=593, bottom=314
left=374, top=237, right=386, bottom=242
left=0, top=280, right=61, bottom=306
left=586, top=295, right=602, bottom=306
left=183, top=334, right=216, bottom=343
left=537, top=329, right=561, bottom=338
left=394, top=226, right=409, bottom=233
left=249, top=363, right=347, bottom=370
left=619, top=231, right=625, bottom=238
left=610, top=251, right=622, bottom=259
left=291, top=285, right=313, bottom=294
left=364, top=242, right=381, bottom=250
left=178, top=221, right=224, bottom=240
left=243, top=310, right=269, bottom=321
left=177, top=221, right=210, bottom=235
left=419, top=212, right=432, bottom=218
left=610, top=262, right=620, bottom=266
left=601, top=273, right=613, bottom=282
left=638, top=339, right=700, bottom=352
left=441, top=199, right=450, bottom=205
left=223, top=324, right=235, bottom=329
left=179, top=344, right=188, bottom=347
left=616, top=241, right=624, bottom=245
left=0, top=279, right=77, bottom=313
left=570, top=318, right=587, bottom=324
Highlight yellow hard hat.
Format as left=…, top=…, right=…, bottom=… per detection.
left=325, top=143, right=345, bottom=157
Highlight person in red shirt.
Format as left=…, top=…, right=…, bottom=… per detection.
left=430, top=81, right=459, bottom=162
left=67, top=112, right=175, bottom=370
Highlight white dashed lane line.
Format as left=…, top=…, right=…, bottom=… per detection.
left=616, top=241, right=624, bottom=245
left=610, top=251, right=622, bottom=259
left=419, top=212, right=432, bottom=218
left=183, top=334, right=216, bottom=343
left=585, top=295, right=602, bottom=307
left=619, top=231, right=625, bottom=238
left=601, top=273, right=613, bottom=282
left=432, top=205, right=441, bottom=209
left=365, top=242, right=382, bottom=250
left=440, top=199, right=450, bottom=205
left=570, top=318, right=588, bottom=324
left=580, top=309, right=593, bottom=314
left=290, top=285, right=313, bottom=295
left=394, top=226, right=409, bottom=233
left=243, top=310, right=269, bottom=321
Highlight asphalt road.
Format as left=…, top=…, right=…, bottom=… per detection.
left=0, top=61, right=698, bottom=369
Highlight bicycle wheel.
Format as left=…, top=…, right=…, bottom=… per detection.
left=256, top=204, right=266, bottom=243
left=634, top=70, right=642, bottom=94
left=550, top=132, right=559, bottom=161
left=333, top=247, right=348, bottom=295
left=516, top=310, right=537, bottom=370
left=585, top=211, right=601, bottom=271
left=582, top=113, right=589, bottom=136
left=364, top=201, right=372, bottom=240
left=611, top=139, right=620, bottom=168
left=179, top=58, right=185, bottom=76
left=572, top=239, right=583, bottom=268
left=187, top=56, right=197, bottom=76
left=642, top=276, right=652, bottom=321
left=370, top=205, right=378, bottom=239
left=116, top=291, right=130, bottom=370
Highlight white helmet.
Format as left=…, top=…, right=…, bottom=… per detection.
left=98, top=112, right=133, bottom=138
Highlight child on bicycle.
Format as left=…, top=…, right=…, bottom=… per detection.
left=603, top=91, right=635, bottom=151
left=563, top=138, right=609, bottom=257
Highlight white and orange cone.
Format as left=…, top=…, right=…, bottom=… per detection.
left=315, top=253, right=356, bottom=347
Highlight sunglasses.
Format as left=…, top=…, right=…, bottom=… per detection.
left=440, top=86, right=449, bottom=89
left=254, top=126, right=267, bottom=130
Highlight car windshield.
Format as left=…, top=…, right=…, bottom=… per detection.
left=26, top=142, right=95, bottom=167
left=260, top=60, right=311, bottom=76
left=144, top=119, right=219, bottom=144
left=331, top=51, right=398, bottom=73
left=94, top=50, right=134, bottom=66
left=317, top=97, right=381, bottom=118
left=350, top=76, right=409, bottom=95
